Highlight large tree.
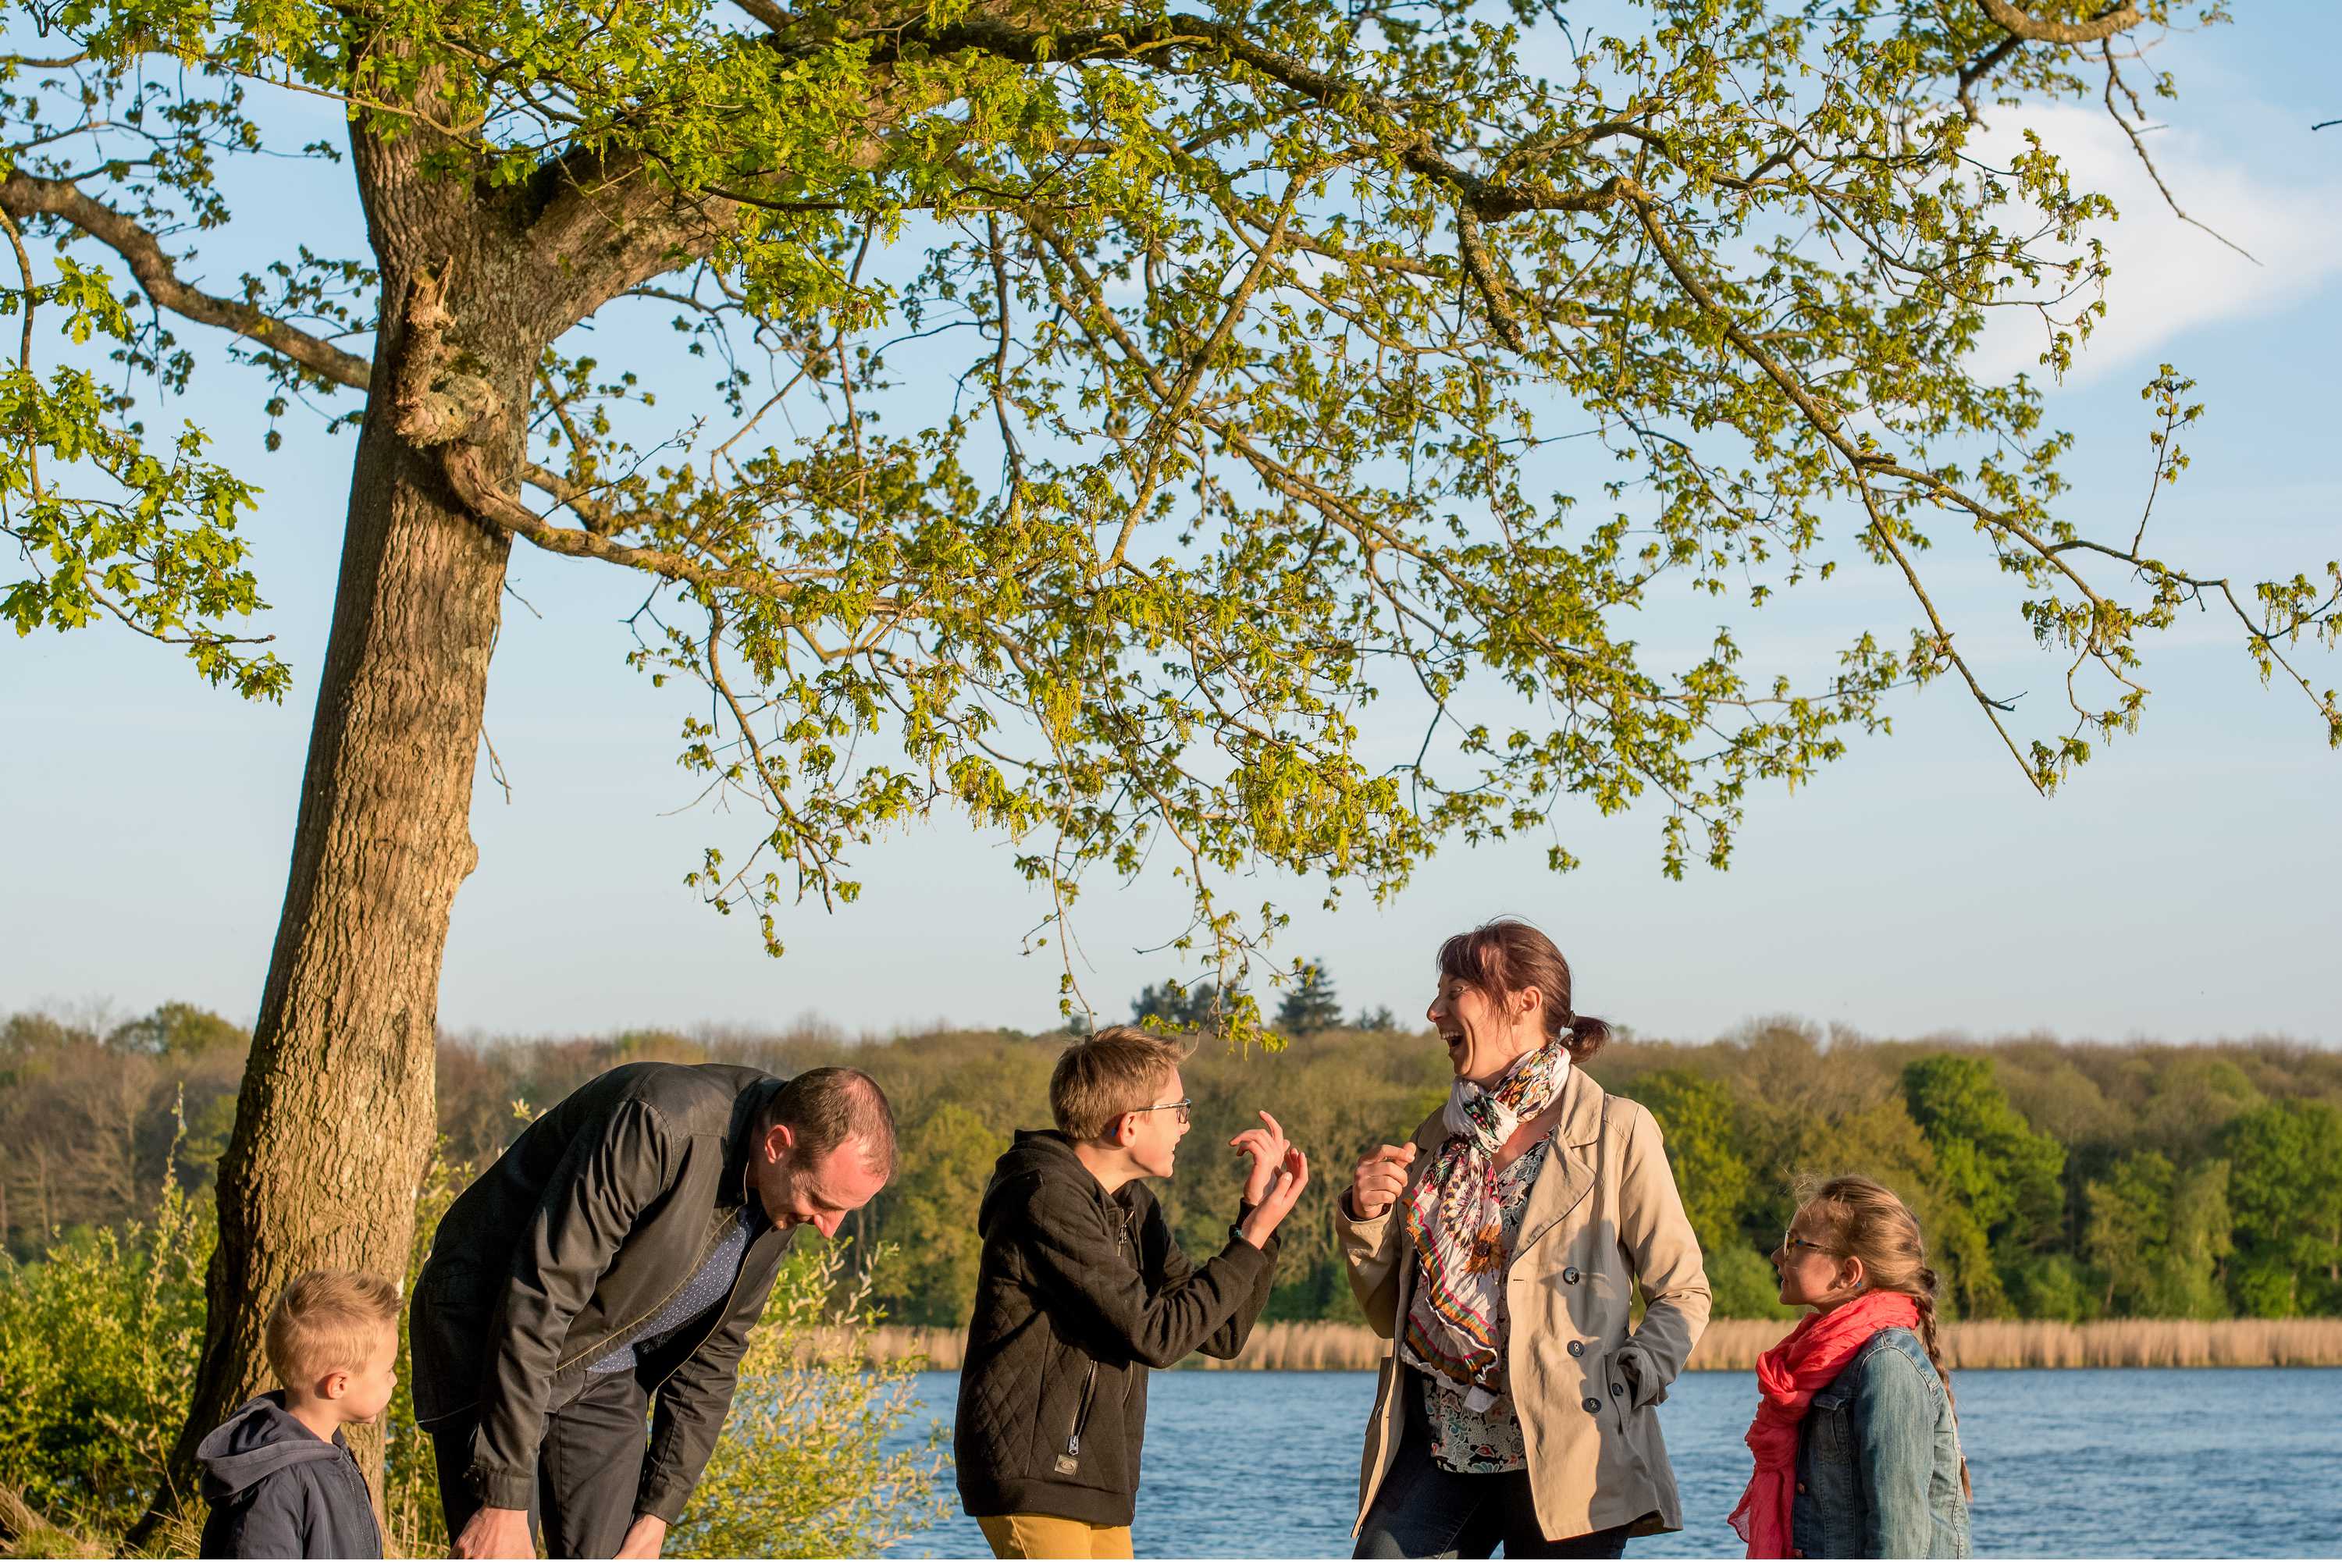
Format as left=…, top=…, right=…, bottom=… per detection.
left=3, top=0, right=2334, bottom=1514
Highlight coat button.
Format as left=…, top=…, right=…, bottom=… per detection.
left=1611, top=1383, right=1625, bottom=1396
left=1563, top=1266, right=1582, bottom=1284
left=1796, top=1483, right=1807, bottom=1495
left=1568, top=1340, right=1585, bottom=1357
left=1582, top=1396, right=1601, bottom=1413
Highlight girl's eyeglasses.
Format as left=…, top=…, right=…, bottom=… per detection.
left=1779, top=1231, right=1838, bottom=1256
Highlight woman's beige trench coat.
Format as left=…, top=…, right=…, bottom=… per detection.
left=1337, top=1068, right=1712, bottom=1541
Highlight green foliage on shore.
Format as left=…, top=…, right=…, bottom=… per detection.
left=828, top=1018, right=2341, bottom=1330
left=7, top=1000, right=2340, bottom=1342
left=412, top=1015, right=2342, bottom=1331
left=0, top=1135, right=208, bottom=1542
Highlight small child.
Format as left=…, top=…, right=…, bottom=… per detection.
left=198, top=1269, right=399, bottom=1559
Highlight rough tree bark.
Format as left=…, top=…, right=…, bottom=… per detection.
left=138, top=37, right=744, bottom=1520
left=148, top=105, right=548, bottom=1527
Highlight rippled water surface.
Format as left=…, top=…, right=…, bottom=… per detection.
left=882, top=1366, right=2342, bottom=1558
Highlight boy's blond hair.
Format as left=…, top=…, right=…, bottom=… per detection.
left=265, top=1269, right=401, bottom=1389
left=1052, top=1026, right=1193, bottom=1141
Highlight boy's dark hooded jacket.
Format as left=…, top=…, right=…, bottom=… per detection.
left=953, top=1129, right=1280, bottom=1527
left=197, top=1392, right=383, bottom=1559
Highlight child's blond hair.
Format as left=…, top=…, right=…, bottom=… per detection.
left=1051, top=1026, right=1192, bottom=1141
left=265, top=1269, right=401, bottom=1389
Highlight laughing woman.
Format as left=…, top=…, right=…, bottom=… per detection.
left=1338, top=919, right=1711, bottom=1559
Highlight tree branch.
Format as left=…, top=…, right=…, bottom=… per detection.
left=2098, top=40, right=2257, bottom=264
left=443, top=444, right=877, bottom=610
left=891, top=14, right=1633, bottom=221
left=730, top=0, right=792, bottom=31
left=1977, top=0, right=2143, bottom=45
left=0, top=172, right=374, bottom=392
left=1958, top=32, right=2025, bottom=121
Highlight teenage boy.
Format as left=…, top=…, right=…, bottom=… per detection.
left=955, top=1026, right=1310, bottom=1557
left=198, top=1269, right=400, bottom=1558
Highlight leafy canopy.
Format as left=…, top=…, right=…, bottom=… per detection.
left=5, top=0, right=2335, bottom=1038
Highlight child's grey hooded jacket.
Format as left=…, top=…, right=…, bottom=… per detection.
left=197, top=1392, right=383, bottom=1559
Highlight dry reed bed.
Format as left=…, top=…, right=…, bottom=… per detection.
left=809, top=1319, right=2342, bottom=1373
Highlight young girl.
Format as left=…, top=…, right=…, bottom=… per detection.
left=1730, top=1176, right=1971, bottom=1559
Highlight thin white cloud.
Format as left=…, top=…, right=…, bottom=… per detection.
left=1969, top=103, right=2342, bottom=385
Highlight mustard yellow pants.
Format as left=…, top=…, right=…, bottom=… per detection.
left=977, top=1513, right=1135, bottom=1559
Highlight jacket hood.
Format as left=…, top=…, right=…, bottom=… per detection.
left=979, top=1129, right=1128, bottom=1239
left=197, top=1393, right=347, bottom=1499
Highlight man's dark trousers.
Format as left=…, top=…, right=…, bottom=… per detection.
left=429, top=1368, right=649, bottom=1556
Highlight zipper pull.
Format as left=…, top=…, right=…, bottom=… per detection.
left=1066, top=1432, right=1080, bottom=1457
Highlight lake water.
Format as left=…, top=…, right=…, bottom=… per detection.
left=881, top=1367, right=2342, bottom=1558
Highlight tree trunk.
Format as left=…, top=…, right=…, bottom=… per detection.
left=149, top=196, right=544, bottom=1527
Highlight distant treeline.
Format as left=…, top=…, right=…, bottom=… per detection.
left=5, top=999, right=2340, bottom=1328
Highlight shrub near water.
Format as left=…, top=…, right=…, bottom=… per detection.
left=0, top=1150, right=208, bottom=1545
left=671, top=1242, right=945, bottom=1559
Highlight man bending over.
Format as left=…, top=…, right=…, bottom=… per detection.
left=411, top=1062, right=893, bottom=1558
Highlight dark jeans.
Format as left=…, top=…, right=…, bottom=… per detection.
left=430, top=1369, right=650, bottom=1557
left=1357, top=1381, right=1632, bottom=1560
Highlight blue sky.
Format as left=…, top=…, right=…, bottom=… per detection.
left=4, top=5, right=2337, bottom=1045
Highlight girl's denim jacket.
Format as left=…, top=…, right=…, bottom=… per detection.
left=1790, top=1324, right=1971, bottom=1558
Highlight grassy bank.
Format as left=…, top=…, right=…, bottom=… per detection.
left=813, top=1318, right=2342, bottom=1373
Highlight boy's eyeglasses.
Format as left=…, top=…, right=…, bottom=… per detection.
left=1131, top=1097, right=1193, bottom=1125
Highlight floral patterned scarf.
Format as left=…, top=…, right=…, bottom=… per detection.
left=1401, top=1039, right=1572, bottom=1410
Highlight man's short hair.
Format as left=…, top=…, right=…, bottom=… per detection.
left=1052, top=1026, right=1193, bottom=1141
left=264, top=1269, right=401, bottom=1388
left=763, top=1067, right=897, bottom=1178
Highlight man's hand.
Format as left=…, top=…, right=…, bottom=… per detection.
left=615, top=1515, right=669, bottom=1559
left=1230, top=1111, right=1294, bottom=1207
left=1347, top=1142, right=1418, bottom=1221
left=453, top=1505, right=536, bottom=1559
left=1237, top=1145, right=1308, bottom=1250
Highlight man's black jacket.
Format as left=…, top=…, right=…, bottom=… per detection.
left=953, top=1130, right=1280, bottom=1527
left=410, top=1062, right=794, bottom=1521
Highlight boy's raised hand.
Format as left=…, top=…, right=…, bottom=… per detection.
left=1230, top=1111, right=1293, bottom=1206
left=1238, top=1144, right=1310, bottom=1250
